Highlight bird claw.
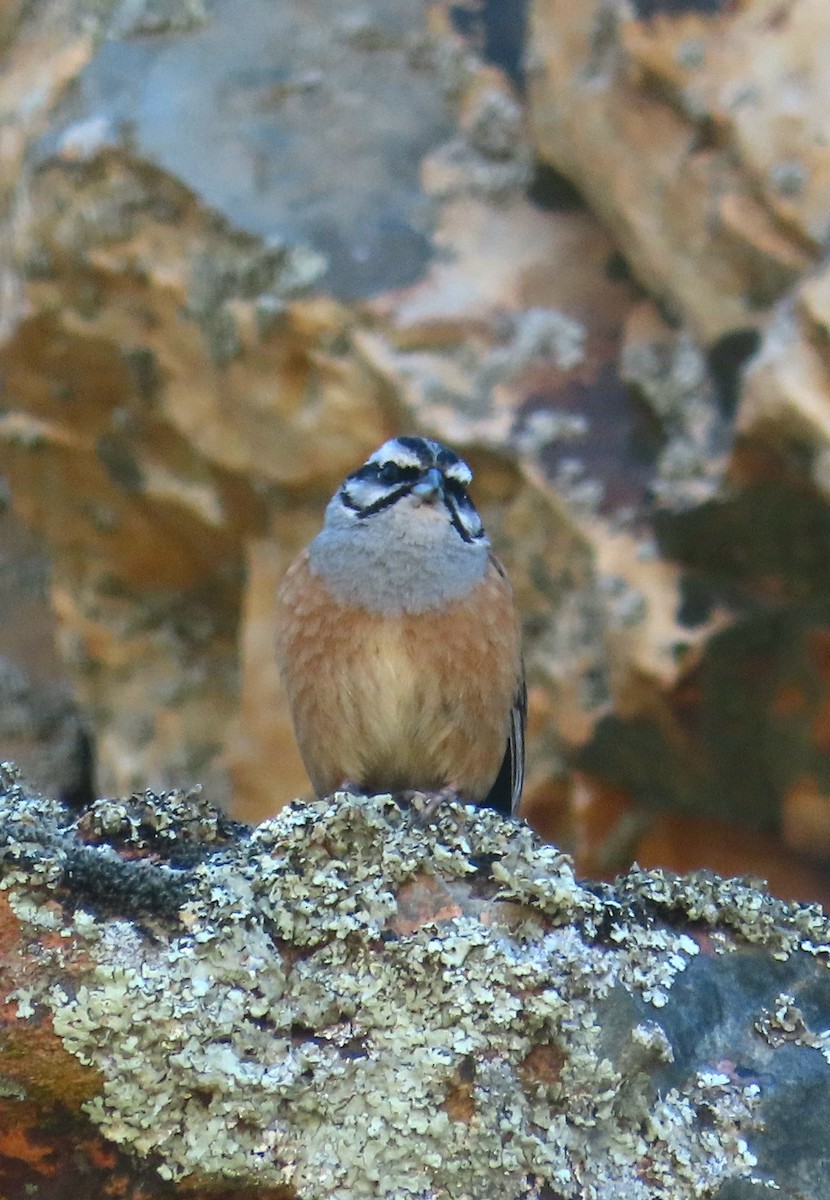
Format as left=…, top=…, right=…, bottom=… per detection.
left=335, top=779, right=364, bottom=797
left=405, top=786, right=463, bottom=823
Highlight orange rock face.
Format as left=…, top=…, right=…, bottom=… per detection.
left=0, top=0, right=830, bottom=906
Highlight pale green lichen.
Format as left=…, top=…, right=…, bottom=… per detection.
left=0, top=1075, right=28, bottom=1100
left=618, top=864, right=830, bottom=959
left=1, top=770, right=822, bottom=1197
left=78, top=786, right=225, bottom=847
left=755, top=991, right=830, bottom=1067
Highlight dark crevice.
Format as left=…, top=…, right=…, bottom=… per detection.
left=526, top=162, right=586, bottom=212
left=707, top=328, right=761, bottom=421
left=631, top=0, right=736, bottom=17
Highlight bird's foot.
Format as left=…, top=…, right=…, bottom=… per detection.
left=335, top=779, right=364, bottom=797
left=405, top=785, right=463, bottom=823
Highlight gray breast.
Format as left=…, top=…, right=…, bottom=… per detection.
left=308, top=496, right=489, bottom=614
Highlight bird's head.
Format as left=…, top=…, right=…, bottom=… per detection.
left=310, top=437, right=489, bottom=612
left=330, top=436, right=486, bottom=545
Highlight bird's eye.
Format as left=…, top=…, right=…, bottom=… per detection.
left=378, top=462, right=404, bottom=484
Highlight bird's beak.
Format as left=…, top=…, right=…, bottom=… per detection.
left=411, top=467, right=443, bottom=504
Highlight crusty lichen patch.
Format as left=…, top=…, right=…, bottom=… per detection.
left=3, top=766, right=827, bottom=1197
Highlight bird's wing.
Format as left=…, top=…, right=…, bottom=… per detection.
left=509, top=671, right=526, bottom=815
left=483, top=668, right=526, bottom=817
left=480, top=552, right=526, bottom=818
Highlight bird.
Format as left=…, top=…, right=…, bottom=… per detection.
left=275, top=435, right=525, bottom=816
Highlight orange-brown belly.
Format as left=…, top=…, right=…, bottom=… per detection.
left=275, top=551, right=520, bottom=801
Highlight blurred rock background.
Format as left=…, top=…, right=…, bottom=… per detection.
left=2, top=0, right=830, bottom=902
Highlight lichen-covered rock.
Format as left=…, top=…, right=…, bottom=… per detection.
left=1, top=766, right=829, bottom=1197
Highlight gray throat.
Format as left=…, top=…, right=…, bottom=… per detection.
left=308, top=499, right=489, bottom=614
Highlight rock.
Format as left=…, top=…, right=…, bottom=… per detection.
left=0, top=505, right=89, bottom=802
left=0, top=0, right=660, bottom=824
left=0, top=0, right=418, bottom=805
left=527, top=0, right=820, bottom=341
left=1, top=772, right=829, bottom=1197
left=619, top=301, right=729, bottom=510
left=3, top=0, right=830, bottom=909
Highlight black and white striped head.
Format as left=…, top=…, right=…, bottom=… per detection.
left=336, top=436, right=486, bottom=545
left=310, top=437, right=490, bottom=612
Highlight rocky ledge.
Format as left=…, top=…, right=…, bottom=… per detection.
left=0, top=763, right=827, bottom=1198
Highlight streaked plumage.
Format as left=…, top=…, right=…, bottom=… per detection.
left=275, top=436, right=525, bottom=815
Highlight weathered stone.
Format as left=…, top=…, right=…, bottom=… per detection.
left=0, top=0, right=658, bottom=824
left=527, top=0, right=821, bottom=341
left=0, top=507, right=89, bottom=803
left=4, top=0, right=830, bottom=907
